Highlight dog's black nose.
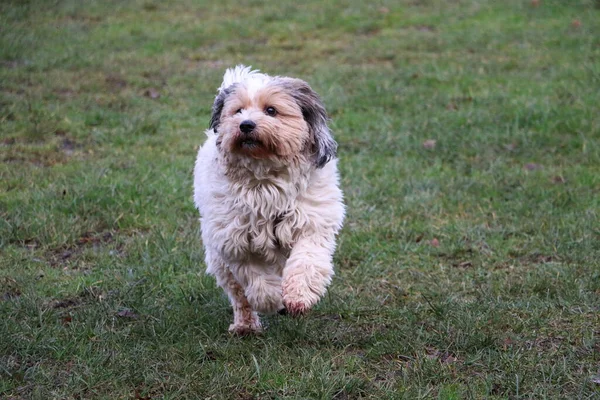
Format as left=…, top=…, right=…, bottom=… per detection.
left=239, top=120, right=256, bottom=134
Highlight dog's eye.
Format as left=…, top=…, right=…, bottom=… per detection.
left=235, top=109, right=242, bottom=114
left=265, top=106, right=277, bottom=117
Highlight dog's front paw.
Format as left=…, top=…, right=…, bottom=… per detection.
left=282, top=298, right=314, bottom=316
left=282, top=272, right=325, bottom=317
left=228, top=320, right=262, bottom=335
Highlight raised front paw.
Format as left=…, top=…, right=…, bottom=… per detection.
left=282, top=272, right=326, bottom=317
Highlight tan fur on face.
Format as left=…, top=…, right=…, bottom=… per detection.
left=218, top=83, right=310, bottom=160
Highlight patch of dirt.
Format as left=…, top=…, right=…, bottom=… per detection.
left=414, top=25, right=436, bottom=32
left=525, top=336, right=568, bottom=352
left=47, top=230, right=118, bottom=268
left=520, top=253, right=560, bottom=265
left=50, top=297, right=82, bottom=309
left=116, top=308, right=138, bottom=319
left=380, top=353, right=412, bottom=363
left=143, top=88, right=160, bottom=99
left=59, top=14, right=103, bottom=24
left=105, top=74, right=128, bottom=92
left=59, top=137, right=81, bottom=155
left=524, top=162, right=543, bottom=171
left=54, top=88, right=78, bottom=99
left=1, top=277, right=21, bottom=301
left=437, top=247, right=474, bottom=263
left=0, top=131, right=87, bottom=167
left=2, top=137, right=16, bottom=146
left=77, top=231, right=114, bottom=246
left=2, top=148, right=68, bottom=167
left=0, top=355, right=38, bottom=398
left=47, top=286, right=115, bottom=318
left=134, top=389, right=152, bottom=400
left=332, top=390, right=355, bottom=400
left=424, top=347, right=459, bottom=364
left=140, top=69, right=169, bottom=86
left=202, top=350, right=219, bottom=362
left=7, top=237, right=40, bottom=249
left=142, top=2, right=159, bottom=11
left=359, top=27, right=382, bottom=37
left=0, top=60, right=26, bottom=69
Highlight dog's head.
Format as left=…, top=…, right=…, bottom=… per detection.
left=209, top=66, right=337, bottom=168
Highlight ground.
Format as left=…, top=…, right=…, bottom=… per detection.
left=1, top=0, right=599, bottom=398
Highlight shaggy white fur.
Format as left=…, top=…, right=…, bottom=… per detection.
left=193, top=66, right=345, bottom=334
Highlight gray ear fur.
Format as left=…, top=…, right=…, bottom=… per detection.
left=281, top=78, right=337, bottom=168
left=209, top=85, right=235, bottom=132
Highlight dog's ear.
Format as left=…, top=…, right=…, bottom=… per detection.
left=209, top=85, right=235, bottom=132
left=282, top=78, right=337, bottom=168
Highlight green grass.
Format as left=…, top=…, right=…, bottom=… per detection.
left=1, top=0, right=599, bottom=398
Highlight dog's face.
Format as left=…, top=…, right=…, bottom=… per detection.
left=210, top=74, right=337, bottom=168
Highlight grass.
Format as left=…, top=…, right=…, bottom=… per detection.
left=1, top=0, right=599, bottom=398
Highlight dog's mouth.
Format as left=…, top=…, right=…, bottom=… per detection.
left=238, top=137, right=262, bottom=149
left=230, top=132, right=272, bottom=158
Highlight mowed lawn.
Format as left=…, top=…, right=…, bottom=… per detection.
left=1, top=0, right=599, bottom=398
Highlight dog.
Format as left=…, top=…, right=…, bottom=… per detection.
left=193, top=66, right=345, bottom=334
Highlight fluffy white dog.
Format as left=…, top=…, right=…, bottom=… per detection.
left=193, top=66, right=345, bottom=334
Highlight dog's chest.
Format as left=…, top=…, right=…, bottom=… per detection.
left=218, top=182, right=301, bottom=263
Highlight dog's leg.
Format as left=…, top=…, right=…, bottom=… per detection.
left=235, top=263, right=284, bottom=315
left=208, top=254, right=262, bottom=334
left=217, top=268, right=262, bottom=334
left=282, top=235, right=336, bottom=316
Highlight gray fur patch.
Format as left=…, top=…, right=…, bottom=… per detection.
left=209, top=84, right=236, bottom=132
left=279, top=78, right=337, bottom=168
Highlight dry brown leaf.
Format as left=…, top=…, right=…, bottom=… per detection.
left=524, top=163, right=542, bottom=171
left=423, top=139, right=437, bottom=150
left=144, top=88, right=161, bottom=99
left=503, top=143, right=517, bottom=151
